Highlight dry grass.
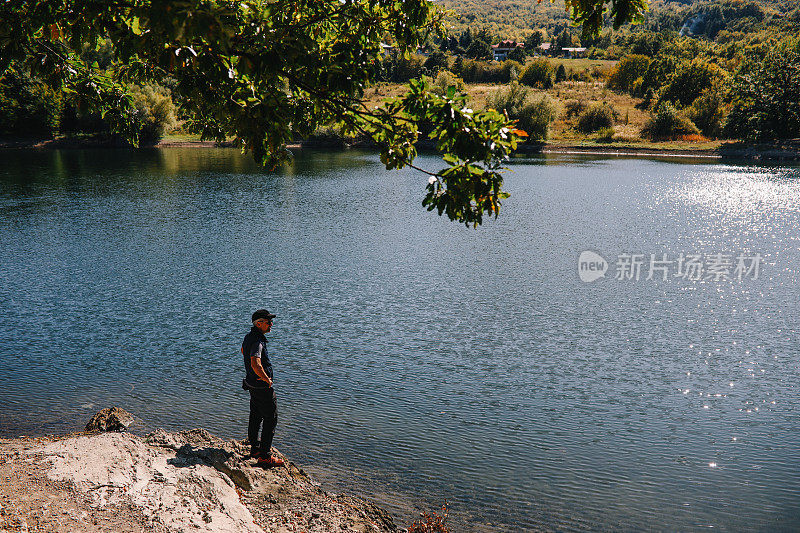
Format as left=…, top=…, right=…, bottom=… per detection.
left=360, top=83, right=410, bottom=110
left=547, top=57, right=618, bottom=75
left=360, top=66, right=730, bottom=150
left=543, top=80, right=650, bottom=141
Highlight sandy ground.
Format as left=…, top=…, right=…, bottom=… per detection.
left=0, top=429, right=398, bottom=533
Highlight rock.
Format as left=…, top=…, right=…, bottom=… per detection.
left=146, top=428, right=255, bottom=492
left=85, top=407, right=135, bottom=432
left=3, top=427, right=401, bottom=533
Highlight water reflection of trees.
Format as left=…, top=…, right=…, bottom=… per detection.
left=0, top=147, right=379, bottom=191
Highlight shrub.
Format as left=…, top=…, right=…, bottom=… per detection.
left=457, top=59, right=504, bottom=83
left=430, top=70, right=465, bottom=96
left=486, top=82, right=557, bottom=141
left=595, top=126, right=616, bottom=142
left=517, top=95, right=559, bottom=141
left=577, top=102, right=617, bottom=133
left=519, top=58, right=554, bottom=88
left=408, top=503, right=450, bottom=533
left=500, top=60, right=523, bottom=83
left=128, top=84, right=178, bottom=144
left=0, top=66, right=62, bottom=137
left=565, top=99, right=587, bottom=118
left=607, top=54, right=651, bottom=94
left=641, top=102, right=700, bottom=140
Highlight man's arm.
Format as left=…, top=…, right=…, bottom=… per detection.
left=251, top=356, right=273, bottom=387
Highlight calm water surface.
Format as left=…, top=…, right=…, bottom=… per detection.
left=0, top=148, right=798, bottom=531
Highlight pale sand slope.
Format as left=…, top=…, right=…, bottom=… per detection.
left=0, top=429, right=397, bottom=533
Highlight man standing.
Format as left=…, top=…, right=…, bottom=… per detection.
left=242, top=309, right=284, bottom=467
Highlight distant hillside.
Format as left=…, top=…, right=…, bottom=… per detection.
left=438, top=0, right=799, bottom=42
left=438, top=0, right=570, bottom=41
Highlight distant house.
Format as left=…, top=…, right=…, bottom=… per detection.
left=491, top=40, right=524, bottom=61
left=537, top=43, right=587, bottom=58
left=380, top=43, right=395, bottom=57
left=380, top=43, right=428, bottom=57
left=562, top=47, right=587, bottom=58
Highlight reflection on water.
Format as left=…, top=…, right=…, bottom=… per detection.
left=0, top=148, right=799, bottom=531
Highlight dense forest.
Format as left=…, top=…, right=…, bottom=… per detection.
left=438, top=0, right=800, bottom=42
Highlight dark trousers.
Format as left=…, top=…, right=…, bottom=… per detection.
left=248, top=387, right=277, bottom=454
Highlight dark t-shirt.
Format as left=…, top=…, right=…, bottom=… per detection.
left=242, top=326, right=273, bottom=389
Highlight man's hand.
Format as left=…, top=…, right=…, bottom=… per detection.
left=251, top=356, right=273, bottom=387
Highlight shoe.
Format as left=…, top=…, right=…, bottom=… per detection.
left=249, top=448, right=260, bottom=459
left=256, top=455, right=285, bottom=468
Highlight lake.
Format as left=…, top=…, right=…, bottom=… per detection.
left=0, top=147, right=798, bottom=531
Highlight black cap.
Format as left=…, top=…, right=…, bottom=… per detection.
left=252, top=309, right=276, bottom=322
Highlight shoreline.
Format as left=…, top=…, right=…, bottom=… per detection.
left=0, top=422, right=400, bottom=533
left=1, top=136, right=799, bottom=162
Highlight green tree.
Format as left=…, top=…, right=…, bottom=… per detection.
left=507, top=46, right=526, bottom=63
left=725, top=46, right=800, bottom=141
left=527, top=31, right=544, bottom=50
left=641, top=55, right=677, bottom=94
left=556, top=30, right=574, bottom=52
left=459, top=28, right=474, bottom=50
left=565, top=0, right=649, bottom=38
left=607, top=54, right=651, bottom=94
left=430, top=70, right=465, bottom=96
left=501, top=60, right=524, bottom=83
left=466, top=40, right=492, bottom=60
left=555, top=63, right=568, bottom=83
left=423, top=51, right=449, bottom=74
left=0, top=0, right=647, bottom=225
left=0, top=65, right=62, bottom=136
left=381, top=51, right=425, bottom=83
left=659, top=59, right=727, bottom=107
left=687, top=89, right=726, bottom=138
left=128, top=83, right=178, bottom=145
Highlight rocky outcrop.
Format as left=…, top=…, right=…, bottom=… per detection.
left=84, top=407, right=135, bottom=432
left=0, top=425, right=399, bottom=533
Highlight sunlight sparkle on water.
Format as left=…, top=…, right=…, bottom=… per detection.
left=674, top=168, right=800, bottom=216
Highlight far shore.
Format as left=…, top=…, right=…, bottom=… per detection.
left=1, top=135, right=799, bottom=162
